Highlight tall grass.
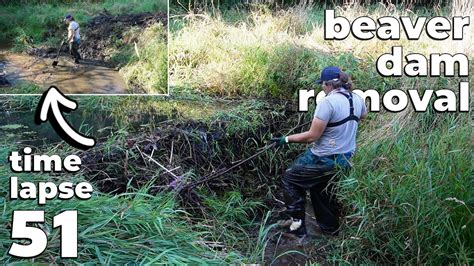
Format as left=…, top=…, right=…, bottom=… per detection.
left=335, top=103, right=472, bottom=264
left=0, top=171, right=241, bottom=263
left=119, top=23, right=168, bottom=94
left=170, top=2, right=473, bottom=97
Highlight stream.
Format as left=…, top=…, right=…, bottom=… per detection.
left=0, top=48, right=128, bottom=94
left=0, top=109, right=115, bottom=147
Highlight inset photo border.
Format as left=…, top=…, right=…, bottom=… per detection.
left=0, top=0, right=169, bottom=96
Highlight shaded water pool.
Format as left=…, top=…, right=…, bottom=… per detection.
left=0, top=109, right=115, bottom=147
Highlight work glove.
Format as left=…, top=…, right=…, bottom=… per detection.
left=269, top=136, right=289, bottom=148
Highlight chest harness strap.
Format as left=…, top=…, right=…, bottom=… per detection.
left=326, top=92, right=360, bottom=127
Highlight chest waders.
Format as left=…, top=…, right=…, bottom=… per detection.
left=282, top=90, right=360, bottom=236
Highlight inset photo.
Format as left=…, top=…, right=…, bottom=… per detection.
left=0, top=0, right=168, bottom=95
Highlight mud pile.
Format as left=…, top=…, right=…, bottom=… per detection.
left=81, top=11, right=167, bottom=62
left=29, top=11, right=167, bottom=65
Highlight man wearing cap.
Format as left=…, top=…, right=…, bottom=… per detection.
left=270, top=66, right=368, bottom=237
left=64, top=14, right=81, bottom=64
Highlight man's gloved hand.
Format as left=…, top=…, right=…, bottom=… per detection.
left=269, top=136, right=289, bottom=147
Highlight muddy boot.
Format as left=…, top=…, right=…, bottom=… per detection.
left=279, top=218, right=307, bottom=239
left=317, top=222, right=339, bottom=236
left=288, top=218, right=307, bottom=236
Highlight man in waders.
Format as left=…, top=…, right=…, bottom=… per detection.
left=270, top=66, right=368, bottom=237
left=64, top=14, right=81, bottom=64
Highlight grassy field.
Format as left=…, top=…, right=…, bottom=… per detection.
left=170, top=3, right=471, bottom=97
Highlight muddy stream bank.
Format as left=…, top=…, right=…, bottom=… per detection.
left=0, top=51, right=128, bottom=94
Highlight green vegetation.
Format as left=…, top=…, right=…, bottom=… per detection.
left=0, top=96, right=288, bottom=264
left=0, top=82, right=44, bottom=94
left=0, top=168, right=245, bottom=263
left=170, top=4, right=467, bottom=98
left=336, top=108, right=472, bottom=264
left=0, top=1, right=472, bottom=264
left=120, top=24, right=168, bottom=94
left=0, top=86, right=472, bottom=264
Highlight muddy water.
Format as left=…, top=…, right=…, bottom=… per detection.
left=1, top=52, right=128, bottom=94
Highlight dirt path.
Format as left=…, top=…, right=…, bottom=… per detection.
left=1, top=52, right=127, bottom=94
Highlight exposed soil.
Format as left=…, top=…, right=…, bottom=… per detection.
left=29, top=11, right=167, bottom=66
left=0, top=53, right=127, bottom=94
left=81, top=11, right=167, bottom=63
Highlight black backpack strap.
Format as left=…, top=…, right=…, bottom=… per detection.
left=326, top=92, right=360, bottom=127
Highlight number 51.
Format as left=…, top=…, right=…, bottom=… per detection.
left=8, top=210, right=77, bottom=258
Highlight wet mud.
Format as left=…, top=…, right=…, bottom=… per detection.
left=265, top=202, right=334, bottom=265
left=1, top=53, right=127, bottom=94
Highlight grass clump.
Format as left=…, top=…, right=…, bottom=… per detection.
left=333, top=106, right=473, bottom=264
left=0, top=176, right=242, bottom=263
left=170, top=3, right=473, bottom=98
left=119, top=23, right=168, bottom=94
left=0, top=82, right=43, bottom=94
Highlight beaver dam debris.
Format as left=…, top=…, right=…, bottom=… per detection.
left=78, top=102, right=299, bottom=204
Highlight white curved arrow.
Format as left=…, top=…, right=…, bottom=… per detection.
left=37, top=86, right=96, bottom=148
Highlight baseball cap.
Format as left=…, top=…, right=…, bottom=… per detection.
left=316, top=66, right=341, bottom=84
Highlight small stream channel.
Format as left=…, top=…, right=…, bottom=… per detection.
left=0, top=109, right=115, bottom=147
left=0, top=43, right=128, bottom=94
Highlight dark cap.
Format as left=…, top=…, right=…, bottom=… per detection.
left=64, top=14, right=73, bottom=20
left=316, top=66, right=341, bottom=84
